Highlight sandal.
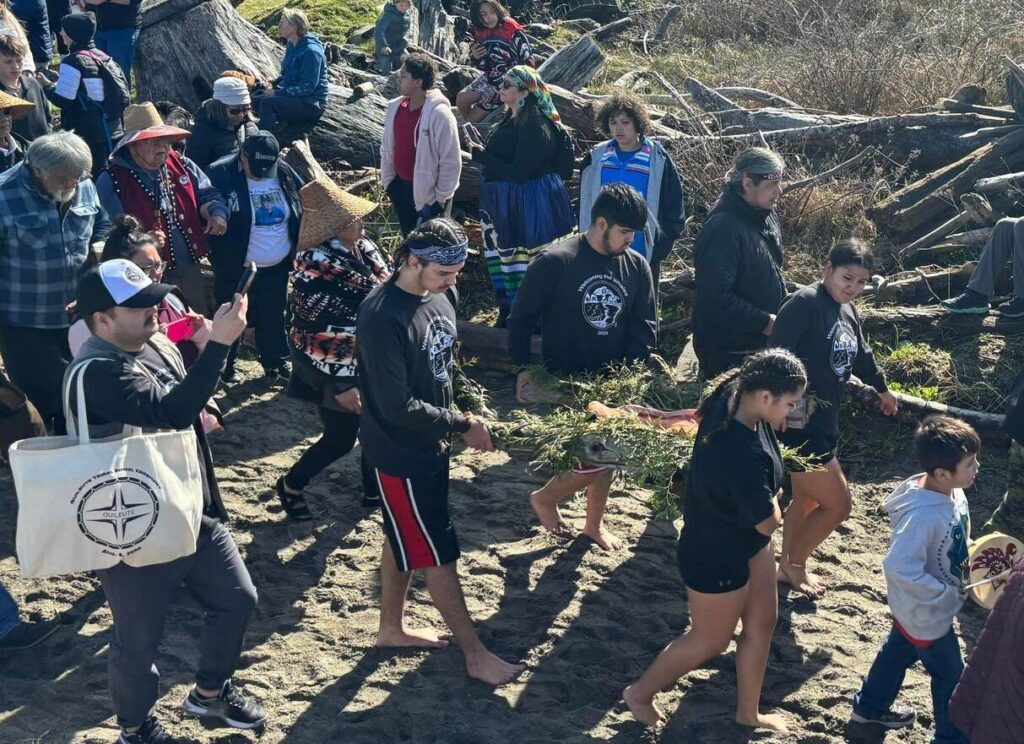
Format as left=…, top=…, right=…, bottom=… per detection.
left=276, top=477, right=313, bottom=521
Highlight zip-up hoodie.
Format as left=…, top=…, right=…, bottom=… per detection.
left=278, top=33, right=329, bottom=101
left=374, top=2, right=411, bottom=51
left=882, top=474, right=971, bottom=641
left=380, top=89, right=461, bottom=210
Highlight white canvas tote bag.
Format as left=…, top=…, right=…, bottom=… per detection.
left=8, top=358, right=204, bottom=577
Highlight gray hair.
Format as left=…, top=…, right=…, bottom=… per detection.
left=25, top=131, right=92, bottom=178
left=279, top=7, right=310, bottom=36
left=727, top=147, right=786, bottom=187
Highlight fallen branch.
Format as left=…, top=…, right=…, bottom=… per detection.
left=974, top=170, right=1024, bottom=193
left=845, top=378, right=1006, bottom=438
left=716, top=86, right=801, bottom=109
left=783, top=146, right=877, bottom=194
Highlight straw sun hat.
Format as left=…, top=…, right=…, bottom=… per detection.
left=116, top=102, right=192, bottom=151
left=0, top=90, right=37, bottom=120
left=297, top=178, right=379, bottom=250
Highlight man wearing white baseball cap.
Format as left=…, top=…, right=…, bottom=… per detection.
left=69, top=260, right=268, bottom=744
left=186, top=76, right=256, bottom=170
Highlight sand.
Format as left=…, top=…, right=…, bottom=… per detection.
left=0, top=358, right=1002, bottom=743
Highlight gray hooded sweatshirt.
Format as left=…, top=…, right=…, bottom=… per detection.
left=881, top=474, right=971, bottom=641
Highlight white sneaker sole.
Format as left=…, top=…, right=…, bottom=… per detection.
left=850, top=711, right=915, bottom=729
left=181, top=697, right=267, bottom=730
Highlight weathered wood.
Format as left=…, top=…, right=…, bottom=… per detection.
left=589, top=15, right=634, bottom=41
left=643, top=70, right=711, bottom=135
left=859, top=303, right=1024, bottom=343
left=868, top=262, right=978, bottom=304
left=682, top=77, right=746, bottom=126
left=960, top=124, right=1024, bottom=141
left=651, top=4, right=681, bottom=47
left=783, top=147, right=877, bottom=194
left=1005, top=57, right=1024, bottom=122
left=537, top=33, right=605, bottom=92
left=940, top=97, right=1017, bottom=121
left=282, top=139, right=328, bottom=184
left=456, top=320, right=539, bottom=372
left=716, top=86, right=801, bottom=109
left=410, top=0, right=458, bottom=61
left=845, top=378, right=1006, bottom=438
left=975, top=170, right=1024, bottom=193
left=898, top=193, right=996, bottom=259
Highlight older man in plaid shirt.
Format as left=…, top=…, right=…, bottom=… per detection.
left=0, top=131, right=109, bottom=431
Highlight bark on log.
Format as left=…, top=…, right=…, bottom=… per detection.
left=282, top=139, right=328, bottom=184
left=867, top=262, right=978, bottom=304
left=411, top=0, right=458, bottom=61
left=537, top=33, right=605, bottom=92
left=137, top=0, right=387, bottom=168
left=589, top=15, right=634, bottom=41
left=898, top=193, right=996, bottom=259
left=867, top=127, right=1024, bottom=238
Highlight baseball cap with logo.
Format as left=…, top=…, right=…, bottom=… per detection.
left=242, top=130, right=280, bottom=179
left=77, top=259, right=175, bottom=315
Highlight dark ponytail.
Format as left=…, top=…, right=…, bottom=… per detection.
left=827, top=237, right=874, bottom=271
left=101, top=214, right=161, bottom=263
left=697, top=348, right=807, bottom=432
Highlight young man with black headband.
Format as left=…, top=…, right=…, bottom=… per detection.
left=356, top=218, right=524, bottom=686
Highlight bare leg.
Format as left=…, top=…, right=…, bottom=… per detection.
left=777, top=489, right=820, bottom=595
left=456, top=89, right=479, bottom=122
left=623, top=585, right=747, bottom=727
left=530, top=469, right=606, bottom=537
left=581, top=470, right=622, bottom=551
left=780, top=460, right=851, bottom=596
left=376, top=540, right=449, bottom=648
left=735, top=546, right=789, bottom=732
left=423, top=562, right=524, bottom=685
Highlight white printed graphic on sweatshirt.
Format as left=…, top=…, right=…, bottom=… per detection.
left=423, top=315, right=456, bottom=382
left=579, top=274, right=626, bottom=333
left=826, top=318, right=858, bottom=378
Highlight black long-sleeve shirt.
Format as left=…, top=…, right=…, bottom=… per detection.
left=471, top=113, right=559, bottom=183
left=507, top=234, right=657, bottom=375
left=768, top=281, right=887, bottom=436
left=356, top=282, right=471, bottom=477
left=69, top=333, right=230, bottom=520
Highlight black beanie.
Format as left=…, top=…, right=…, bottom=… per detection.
left=62, top=12, right=96, bottom=46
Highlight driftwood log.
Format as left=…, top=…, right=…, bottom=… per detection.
left=410, top=0, right=458, bottom=61
left=537, top=34, right=606, bottom=93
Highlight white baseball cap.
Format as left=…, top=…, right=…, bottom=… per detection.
left=76, top=259, right=174, bottom=314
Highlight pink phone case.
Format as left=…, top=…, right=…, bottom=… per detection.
left=165, top=317, right=195, bottom=343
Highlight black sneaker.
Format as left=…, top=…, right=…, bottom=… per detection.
left=996, top=296, right=1024, bottom=318
left=851, top=702, right=916, bottom=729
left=182, top=679, right=266, bottom=729
left=116, top=716, right=181, bottom=744
left=0, top=618, right=60, bottom=651
left=942, top=289, right=989, bottom=314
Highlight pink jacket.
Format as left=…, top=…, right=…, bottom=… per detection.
left=380, top=89, right=461, bottom=210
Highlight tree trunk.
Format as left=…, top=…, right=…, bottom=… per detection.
left=536, top=33, right=605, bottom=92
left=411, top=0, right=458, bottom=61
left=682, top=77, right=745, bottom=126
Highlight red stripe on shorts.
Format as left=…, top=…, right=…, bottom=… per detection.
left=377, top=472, right=436, bottom=569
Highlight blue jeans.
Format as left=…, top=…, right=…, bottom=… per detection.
left=854, top=624, right=968, bottom=744
left=95, top=28, right=140, bottom=89
left=0, top=582, right=21, bottom=639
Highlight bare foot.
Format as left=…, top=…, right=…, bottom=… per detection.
left=530, top=490, right=574, bottom=538
left=735, top=711, right=790, bottom=732
left=465, top=650, right=525, bottom=686
left=375, top=627, right=450, bottom=648
left=777, top=559, right=824, bottom=597
left=623, top=685, right=664, bottom=728
left=583, top=524, right=623, bottom=551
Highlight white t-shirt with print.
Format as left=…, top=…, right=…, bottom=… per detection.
left=245, top=177, right=291, bottom=266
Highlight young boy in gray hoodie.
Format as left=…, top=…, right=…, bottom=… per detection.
left=851, top=415, right=977, bottom=743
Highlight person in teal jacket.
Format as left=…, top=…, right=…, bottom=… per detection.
left=254, top=7, right=329, bottom=136
left=374, top=0, right=412, bottom=74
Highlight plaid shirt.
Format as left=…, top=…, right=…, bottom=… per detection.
left=0, top=163, right=109, bottom=328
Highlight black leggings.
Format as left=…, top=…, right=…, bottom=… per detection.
left=285, top=406, right=377, bottom=495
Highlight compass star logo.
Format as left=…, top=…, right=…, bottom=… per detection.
left=76, top=475, right=160, bottom=551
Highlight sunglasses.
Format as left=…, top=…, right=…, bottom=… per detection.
left=137, top=261, right=167, bottom=275
left=227, top=106, right=251, bottom=115
left=499, top=79, right=523, bottom=90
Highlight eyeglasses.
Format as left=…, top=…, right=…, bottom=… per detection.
left=136, top=261, right=167, bottom=276
left=227, top=106, right=251, bottom=115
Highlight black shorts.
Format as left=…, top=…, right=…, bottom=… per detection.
left=374, top=466, right=460, bottom=572
left=677, top=538, right=753, bottom=594
left=780, top=426, right=837, bottom=469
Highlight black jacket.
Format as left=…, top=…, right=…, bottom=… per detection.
left=1, top=73, right=51, bottom=143
left=185, top=102, right=246, bottom=170
left=471, top=112, right=560, bottom=183
left=204, top=153, right=304, bottom=301
left=692, top=184, right=786, bottom=356
left=43, top=42, right=125, bottom=145
left=0, top=133, right=26, bottom=174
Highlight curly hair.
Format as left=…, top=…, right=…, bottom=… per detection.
left=595, top=91, right=651, bottom=139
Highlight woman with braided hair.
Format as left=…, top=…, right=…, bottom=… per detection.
left=624, top=348, right=807, bottom=733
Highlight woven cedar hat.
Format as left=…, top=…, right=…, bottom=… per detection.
left=116, top=102, right=191, bottom=151
left=297, top=178, right=378, bottom=250
left=0, top=90, right=36, bottom=119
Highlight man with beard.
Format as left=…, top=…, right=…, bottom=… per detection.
left=0, top=131, right=108, bottom=431
left=508, top=182, right=657, bottom=550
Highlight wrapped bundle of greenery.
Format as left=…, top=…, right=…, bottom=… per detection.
left=525, top=356, right=699, bottom=410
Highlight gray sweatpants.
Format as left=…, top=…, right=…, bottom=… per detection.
left=967, top=217, right=1024, bottom=299
left=96, top=518, right=258, bottom=728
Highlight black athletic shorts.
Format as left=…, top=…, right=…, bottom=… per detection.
left=780, top=426, right=837, bottom=468
left=677, top=538, right=757, bottom=594
left=374, top=466, right=460, bottom=572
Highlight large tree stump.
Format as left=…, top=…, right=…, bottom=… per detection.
left=536, top=33, right=605, bottom=92
left=410, top=0, right=458, bottom=61
left=137, top=0, right=386, bottom=168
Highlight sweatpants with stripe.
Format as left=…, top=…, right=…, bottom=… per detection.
left=374, top=465, right=460, bottom=573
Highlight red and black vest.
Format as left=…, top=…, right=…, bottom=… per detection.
left=105, top=150, right=210, bottom=267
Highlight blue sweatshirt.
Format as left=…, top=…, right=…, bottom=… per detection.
left=278, top=33, right=329, bottom=101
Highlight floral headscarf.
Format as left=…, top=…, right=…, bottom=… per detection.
left=505, top=65, right=564, bottom=129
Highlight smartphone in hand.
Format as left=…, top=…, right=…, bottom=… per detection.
left=235, top=261, right=257, bottom=296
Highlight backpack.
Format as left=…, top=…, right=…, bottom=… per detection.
left=76, top=49, right=130, bottom=121
left=552, top=122, right=576, bottom=182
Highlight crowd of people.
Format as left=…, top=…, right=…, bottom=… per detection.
left=0, top=0, right=1022, bottom=742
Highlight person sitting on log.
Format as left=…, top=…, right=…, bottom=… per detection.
left=252, top=7, right=328, bottom=140
left=0, top=31, right=50, bottom=143
left=624, top=348, right=807, bottom=733
left=769, top=238, right=899, bottom=596
left=37, top=11, right=129, bottom=176
left=204, top=130, right=303, bottom=383
left=380, top=53, right=461, bottom=236
left=942, top=217, right=1024, bottom=318
left=0, top=88, right=35, bottom=172
left=691, top=147, right=788, bottom=379
left=466, top=64, right=574, bottom=327
left=373, top=0, right=411, bottom=75
left=455, top=0, right=533, bottom=124
left=579, top=91, right=685, bottom=291
left=509, top=183, right=657, bottom=551
left=95, top=102, right=228, bottom=315
left=185, top=76, right=256, bottom=170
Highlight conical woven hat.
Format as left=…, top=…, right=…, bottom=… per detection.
left=297, top=178, right=378, bottom=250
left=0, top=90, right=36, bottom=120
left=117, top=102, right=191, bottom=150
